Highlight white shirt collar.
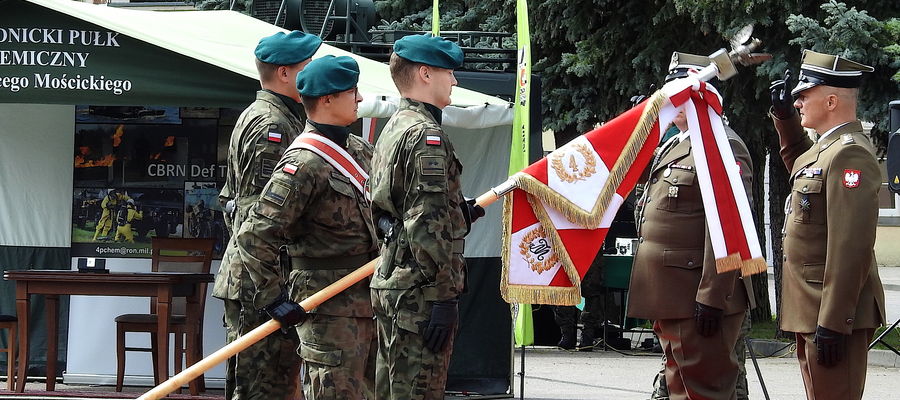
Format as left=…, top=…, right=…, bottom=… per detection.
left=817, top=122, right=851, bottom=143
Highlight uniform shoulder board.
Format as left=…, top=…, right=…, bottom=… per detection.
left=841, top=133, right=855, bottom=145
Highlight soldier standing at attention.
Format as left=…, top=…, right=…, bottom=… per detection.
left=212, top=30, right=321, bottom=400
left=769, top=50, right=885, bottom=400
left=629, top=52, right=755, bottom=400
left=369, top=34, right=483, bottom=399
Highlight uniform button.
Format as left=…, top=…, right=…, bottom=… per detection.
left=646, top=198, right=651, bottom=204
left=846, top=318, right=854, bottom=325
left=726, top=295, right=732, bottom=301
left=641, top=217, right=645, bottom=224
left=782, top=255, right=787, bottom=262
left=673, top=178, right=679, bottom=183
left=687, top=261, right=694, bottom=267
left=802, top=187, right=808, bottom=193
left=639, top=237, right=644, bottom=243
left=651, top=178, right=658, bottom=184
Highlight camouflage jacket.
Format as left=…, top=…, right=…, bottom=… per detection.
left=218, top=90, right=305, bottom=235
left=369, top=99, right=467, bottom=302
left=215, top=123, right=377, bottom=318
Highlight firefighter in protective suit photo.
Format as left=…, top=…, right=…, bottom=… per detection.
left=93, top=189, right=131, bottom=241
left=113, top=199, right=143, bottom=243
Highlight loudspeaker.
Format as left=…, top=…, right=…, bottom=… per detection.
left=887, top=101, right=900, bottom=194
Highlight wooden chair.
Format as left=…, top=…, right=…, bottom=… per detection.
left=115, top=237, right=215, bottom=395
left=0, top=315, right=16, bottom=391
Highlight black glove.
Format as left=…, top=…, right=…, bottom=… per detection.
left=694, top=302, right=723, bottom=337
left=769, top=69, right=795, bottom=120
left=263, top=292, right=307, bottom=329
left=422, top=298, right=459, bottom=353
left=464, top=198, right=485, bottom=224
left=815, top=325, right=846, bottom=367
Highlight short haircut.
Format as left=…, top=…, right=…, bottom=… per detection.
left=256, top=59, right=280, bottom=82
left=389, top=52, right=422, bottom=92
left=300, top=95, right=322, bottom=113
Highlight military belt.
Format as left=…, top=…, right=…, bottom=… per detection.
left=291, top=252, right=376, bottom=270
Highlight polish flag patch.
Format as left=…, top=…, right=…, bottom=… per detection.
left=283, top=163, right=298, bottom=175
left=843, top=169, right=860, bottom=188
left=268, top=131, right=282, bottom=143
left=426, top=135, right=442, bottom=146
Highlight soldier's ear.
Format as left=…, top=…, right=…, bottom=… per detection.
left=417, top=65, right=431, bottom=83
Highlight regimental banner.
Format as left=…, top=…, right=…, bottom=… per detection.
left=501, top=78, right=765, bottom=305
left=509, top=0, right=531, bottom=175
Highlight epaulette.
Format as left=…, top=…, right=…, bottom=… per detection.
left=841, top=133, right=855, bottom=145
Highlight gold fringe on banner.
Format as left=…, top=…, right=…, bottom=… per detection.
left=512, top=90, right=669, bottom=229
left=500, top=194, right=583, bottom=306
left=741, top=257, right=768, bottom=277
left=714, top=253, right=743, bottom=274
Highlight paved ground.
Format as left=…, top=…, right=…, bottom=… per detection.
left=511, top=347, right=898, bottom=400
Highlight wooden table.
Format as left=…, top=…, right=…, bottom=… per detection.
left=3, top=270, right=213, bottom=392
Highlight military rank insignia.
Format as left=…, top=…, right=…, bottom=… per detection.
left=843, top=169, right=860, bottom=188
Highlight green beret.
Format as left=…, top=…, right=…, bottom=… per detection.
left=255, top=30, right=322, bottom=66
left=296, top=55, right=360, bottom=97
left=393, top=34, right=464, bottom=69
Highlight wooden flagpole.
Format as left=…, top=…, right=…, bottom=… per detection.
left=137, top=191, right=507, bottom=400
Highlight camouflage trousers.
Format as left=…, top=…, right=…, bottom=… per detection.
left=372, top=287, right=456, bottom=400
left=223, top=295, right=303, bottom=400
left=296, top=314, right=376, bottom=400
left=651, top=309, right=751, bottom=400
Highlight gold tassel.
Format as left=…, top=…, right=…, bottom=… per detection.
left=501, top=285, right=582, bottom=306
left=715, top=253, right=743, bottom=274
left=741, top=257, right=768, bottom=277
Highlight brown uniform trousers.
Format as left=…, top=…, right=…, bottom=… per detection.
left=629, top=129, right=754, bottom=400
left=773, top=114, right=886, bottom=400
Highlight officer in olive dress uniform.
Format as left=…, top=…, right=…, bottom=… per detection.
left=629, top=52, right=755, bottom=400
left=769, top=50, right=886, bottom=400
left=212, top=31, right=321, bottom=400
left=368, top=34, right=483, bottom=400
left=647, top=53, right=755, bottom=400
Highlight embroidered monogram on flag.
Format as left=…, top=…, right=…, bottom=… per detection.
left=550, top=143, right=598, bottom=183
left=843, top=169, right=861, bottom=188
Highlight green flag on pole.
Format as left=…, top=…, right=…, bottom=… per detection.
left=509, top=0, right=531, bottom=176
left=431, top=0, right=440, bottom=36
left=511, top=0, right=534, bottom=347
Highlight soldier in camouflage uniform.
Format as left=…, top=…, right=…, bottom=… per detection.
left=212, top=30, right=321, bottom=400
left=369, top=34, right=482, bottom=400
left=225, top=55, right=376, bottom=400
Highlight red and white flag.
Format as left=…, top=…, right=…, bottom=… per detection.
left=501, top=77, right=765, bottom=306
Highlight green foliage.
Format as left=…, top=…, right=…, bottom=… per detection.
left=786, top=0, right=900, bottom=149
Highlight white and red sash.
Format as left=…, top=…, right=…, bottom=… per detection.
left=288, top=132, right=370, bottom=199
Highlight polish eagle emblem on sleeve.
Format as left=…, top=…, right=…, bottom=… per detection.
left=843, top=169, right=861, bottom=189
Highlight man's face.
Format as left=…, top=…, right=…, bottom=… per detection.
left=793, top=86, right=829, bottom=131
left=672, top=110, right=688, bottom=132
left=427, top=67, right=457, bottom=109
left=328, top=87, right=363, bottom=126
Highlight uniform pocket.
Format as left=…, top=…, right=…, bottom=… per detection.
left=792, top=178, right=824, bottom=224
left=656, top=169, right=700, bottom=214
left=328, top=173, right=356, bottom=198
left=663, top=248, right=703, bottom=269
left=396, top=308, right=428, bottom=335
left=802, top=263, right=825, bottom=284
left=299, top=342, right=342, bottom=367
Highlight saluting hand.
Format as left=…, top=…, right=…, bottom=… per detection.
left=769, top=69, right=796, bottom=120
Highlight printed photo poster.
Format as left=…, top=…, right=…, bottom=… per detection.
left=72, top=105, right=238, bottom=258
left=184, top=182, right=230, bottom=257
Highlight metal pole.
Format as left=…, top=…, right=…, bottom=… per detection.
left=518, top=344, right=525, bottom=400
left=745, top=336, right=770, bottom=400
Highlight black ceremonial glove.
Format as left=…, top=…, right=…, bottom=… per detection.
left=422, top=298, right=459, bottom=353
left=815, top=325, right=846, bottom=367
left=694, top=302, right=723, bottom=337
left=263, top=292, right=307, bottom=329
left=464, top=198, right=485, bottom=224
left=769, top=69, right=795, bottom=120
